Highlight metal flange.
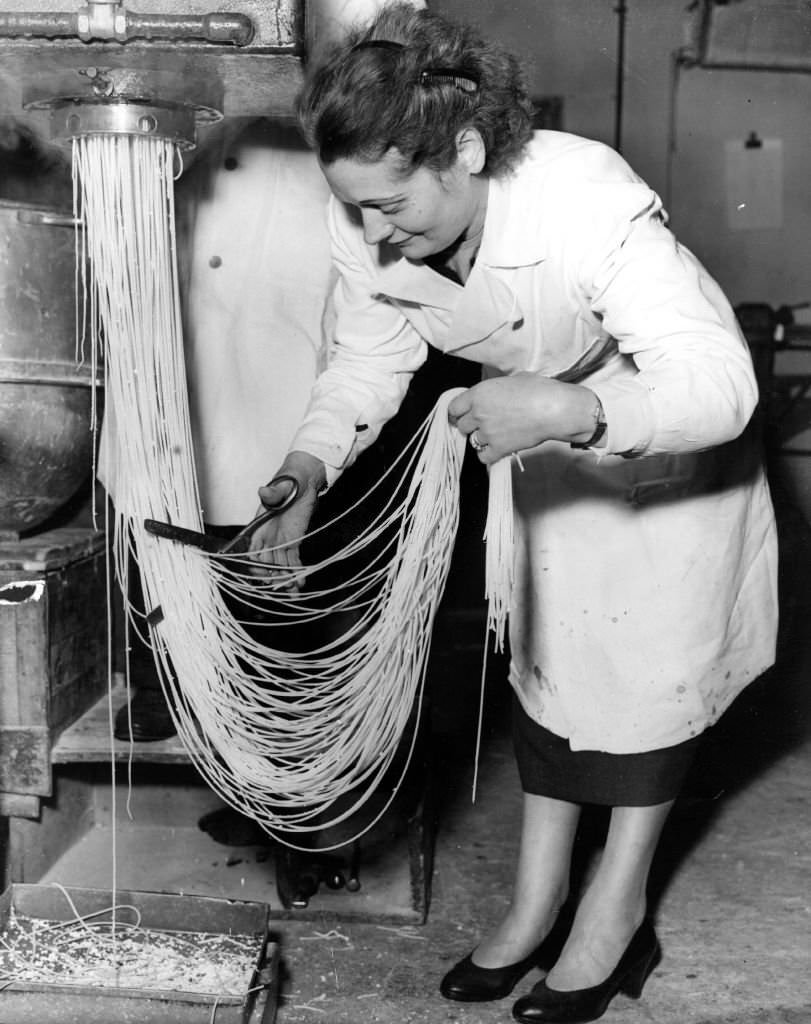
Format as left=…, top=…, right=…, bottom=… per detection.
left=47, top=98, right=198, bottom=147
left=23, top=65, right=223, bottom=147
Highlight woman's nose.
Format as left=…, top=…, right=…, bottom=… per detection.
left=360, top=208, right=392, bottom=245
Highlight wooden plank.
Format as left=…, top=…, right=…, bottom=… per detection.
left=0, top=793, right=41, bottom=819
left=49, top=667, right=109, bottom=743
left=0, top=579, right=52, bottom=796
left=46, top=554, right=108, bottom=735
left=0, top=579, right=48, bottom=729
left=0, top=527, right=106, bottom=575
left=51, top=682, right=191, bottom=765
left=0, top=727, right=50, bottom=795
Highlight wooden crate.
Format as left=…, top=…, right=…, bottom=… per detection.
left=0, top=527, right=108, bottom=814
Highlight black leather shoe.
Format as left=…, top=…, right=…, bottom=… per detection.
left=114, top=687, right=176, bottom=742
left=511, top=919, right=660, bottom=1024
left=440, top=906, right=573, bottom=1003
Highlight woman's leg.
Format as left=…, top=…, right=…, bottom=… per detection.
left=545, top=800, right=674, bottom=989
left=472, top=792, right=581, bottom=967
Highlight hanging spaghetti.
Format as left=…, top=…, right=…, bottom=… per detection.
left=75, top=132, right=514, bottom=851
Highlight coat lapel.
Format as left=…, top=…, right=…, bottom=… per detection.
left=373, top=255, right=523, bottom=351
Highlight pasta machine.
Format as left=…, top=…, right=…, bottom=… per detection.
left=0, top=0, right=358, bottom=148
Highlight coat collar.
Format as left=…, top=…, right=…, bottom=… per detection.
left=370, top=166, right=546, bottom=302
left=360, top=154, right=552, bottom=348
left=371, top=245, right=522, bottom=346
left=479, top=171, right=547, bottom=268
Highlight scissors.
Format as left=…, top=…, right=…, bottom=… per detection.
left=142, top=474, right=299, bottom=626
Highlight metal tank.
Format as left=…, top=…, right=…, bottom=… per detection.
left=0, top=199, right=99, bottom=535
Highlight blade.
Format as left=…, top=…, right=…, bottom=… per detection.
left=143, top=519, right=222, bottom=553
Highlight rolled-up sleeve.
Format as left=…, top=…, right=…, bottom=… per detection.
left=573, top=183, right=758, bottom=457
left=290, top=198, right=428, bottom=484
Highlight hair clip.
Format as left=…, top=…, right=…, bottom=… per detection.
left=351, top=39, right=405, bottom=53
left=419, top=67, right=479, bottom=93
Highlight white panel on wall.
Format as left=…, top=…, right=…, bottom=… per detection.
left=688, top=0, right=811, bottom=72
left=724, top=137, right=783, bottom=232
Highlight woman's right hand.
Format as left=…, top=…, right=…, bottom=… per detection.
left=247, top=451, right=327, bottom=584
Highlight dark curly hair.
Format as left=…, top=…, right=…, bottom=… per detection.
left=297, top=2, right=534, bottom=179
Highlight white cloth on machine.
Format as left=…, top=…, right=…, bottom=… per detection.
left=178, top=119, right=335, bottom=525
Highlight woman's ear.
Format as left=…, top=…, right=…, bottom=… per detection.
left=455, top=127, right=486, bottom=175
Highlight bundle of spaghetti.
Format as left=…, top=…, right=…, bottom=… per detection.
left=74, top=131, right=515, bottom=849
left=187, top=403, right=469, bottom=841
left=483, top=457, right=515, bottom=652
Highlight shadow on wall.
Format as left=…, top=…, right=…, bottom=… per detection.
left=0, top=117, right=72, bottom=209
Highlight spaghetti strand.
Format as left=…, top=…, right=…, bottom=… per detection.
left=74, top=132, right=515, bottom=853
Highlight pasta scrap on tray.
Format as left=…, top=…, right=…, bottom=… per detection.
left=0, top=907, right=260, bottom=995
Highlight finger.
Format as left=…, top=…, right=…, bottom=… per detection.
left=247, top=523, right=288, bottom=565
left=266, top=549, right=306, bottom=592
left=247, top=524, right=276, bottom=555
left=447, top=389, right=474, bottom=424
left=245, top=542, right=301, bottom=584
left=259, top=478, right=297, bottom=509
left=258, top=529, right=302, bottom=566
left=250, top=535, right=297, bottom=566
left=478, top=447, right=499, bottom=466
left=451, top=412, right=478, bottom=436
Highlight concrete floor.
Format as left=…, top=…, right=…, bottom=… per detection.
left=268, top=466, right=811, bottom=1024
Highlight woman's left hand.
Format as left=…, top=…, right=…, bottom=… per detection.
left=447, top=373, right=600, bottom=464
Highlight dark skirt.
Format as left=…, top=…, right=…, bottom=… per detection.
left=512, top=694, right=702, bottom=807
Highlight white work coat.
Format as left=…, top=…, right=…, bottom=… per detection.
left=291, top=131, right=778, bottom=754
left=178, top=120, right=335, bottom=524
left=100, top=120, right=335, bottom=526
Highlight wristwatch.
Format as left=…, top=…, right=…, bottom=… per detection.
left=570, top=396, right=607, bottom=450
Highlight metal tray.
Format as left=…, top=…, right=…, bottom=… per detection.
left=0, top=884, right=278, bottom=1023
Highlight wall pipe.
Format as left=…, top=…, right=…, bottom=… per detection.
left=614, top=0, right=627, bottom=153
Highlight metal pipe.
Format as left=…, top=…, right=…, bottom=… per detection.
left=614, top=0, right=627, bottom=154
left=0, top=11, right=76, bottom=38
left=0, top=6, right=254, bottom=45
left=123, top=12, right=254, bottom=46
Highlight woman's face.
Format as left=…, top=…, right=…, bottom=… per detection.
left=322, top=146, right=487, bottom=261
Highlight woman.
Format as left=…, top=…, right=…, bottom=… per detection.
left=250, top=4, right=778, bottom=1021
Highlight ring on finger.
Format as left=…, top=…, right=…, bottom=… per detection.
left=470, top=429, right=488, bottom=452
